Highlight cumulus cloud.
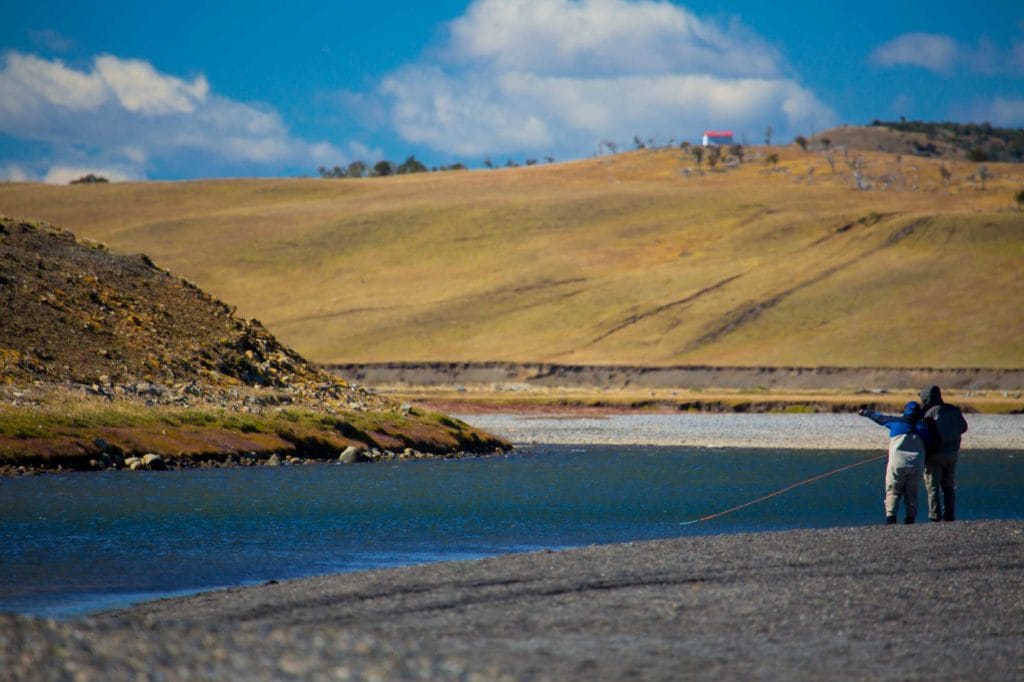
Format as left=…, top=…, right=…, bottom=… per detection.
left=94, top=55, right=209, bottom=115
left=1, top=164, right=33, bottom=182
left=43, top=165, right=141, bottom=185
left=0, top=51, right=343, bottom=181
left=871, top=32, right=1024, bottom=76
left=870, top=33, right=961, bottom=74
left=953, top=97, right=1024, bottom=127
left=372, top=0, right=836, bottom=157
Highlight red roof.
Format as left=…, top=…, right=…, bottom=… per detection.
left=704, top=131, right=733, bottom=137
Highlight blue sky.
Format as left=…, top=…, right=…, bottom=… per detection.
left=2, top=0, right=1022, bottom=182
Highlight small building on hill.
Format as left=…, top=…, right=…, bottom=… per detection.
left=702, top=131, right=733, bottom=146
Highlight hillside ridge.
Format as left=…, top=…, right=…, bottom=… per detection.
left=1, top=141, right=1022, bottom=369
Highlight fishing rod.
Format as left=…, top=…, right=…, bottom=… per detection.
left=679, top=452, right=888, bottom=526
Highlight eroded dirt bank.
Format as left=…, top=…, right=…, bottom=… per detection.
left=329, top=362, right=1024, bottom=391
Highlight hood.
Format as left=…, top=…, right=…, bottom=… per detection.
left=903, top=401, right=923, bottom=421
left=919, top=385, right=943, bottom=409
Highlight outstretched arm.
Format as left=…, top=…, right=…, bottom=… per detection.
left=858, top=408, right=897, bottom=427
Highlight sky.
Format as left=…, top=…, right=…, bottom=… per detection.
left=1, top=0, right=1022, bottom=182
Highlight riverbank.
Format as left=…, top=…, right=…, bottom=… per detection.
left=3, top=520, right=1021, bottom=680
left=457, top=412, right=1024, bottom=450
left=0, top=385, right=509, bottom=476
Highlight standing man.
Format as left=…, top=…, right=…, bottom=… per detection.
left=858, top=401, right=932, bottom=524
left=920, top=385, right=969, bottom=522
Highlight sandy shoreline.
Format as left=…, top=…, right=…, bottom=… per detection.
left=3, top=520, right=1022, bottom=680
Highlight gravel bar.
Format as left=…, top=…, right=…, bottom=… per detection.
left=457, top=413, right=1024, bottom=449
left=3, top=521, right=1022, bottom=680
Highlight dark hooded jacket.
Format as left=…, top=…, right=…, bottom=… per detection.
left=919, top=385, right=968, bottom=457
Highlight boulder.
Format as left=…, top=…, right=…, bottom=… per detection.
left=141, top=453, right=166, bottom=471
left=339, top=446, right=369, bottom=464
left=266, top=454, right=282, bottom=466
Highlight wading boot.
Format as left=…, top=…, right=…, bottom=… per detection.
left=886, top=516, right=897, bottom=525
left=904, top=517, right=915, bottom=524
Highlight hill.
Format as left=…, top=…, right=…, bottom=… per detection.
left=0, top=217, right=507, bottom=472
left=865, top=120, right=1024, bottom=162
left=1, top=146, right=1022, bottom=370
left=812, top=122, right=1024, bottom=162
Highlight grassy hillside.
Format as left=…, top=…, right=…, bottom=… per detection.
left=2, top=144, right=1022, bottom=368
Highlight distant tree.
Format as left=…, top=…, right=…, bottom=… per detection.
left=679, top=141, right=691, bottom=152
left=706, top=145, right=722, bottom=170
left=438, top=162, right=467, bottom=171
left=967, top=147, right=989, bottom=163
left=346, top=160, right=367, bottom=178
left=633, top=135, right=646, bottom=150
left=318, top=165, right=346, bottom=178
left=764, top=152, right=780, bottom=170
left=691, top=145, right=705, bottom=173
left=764, top=126, right=773, bottom=146
left=483, top=158, right=494, bottom=169
left=373, top=160, right=394, bottom=177
left=396, top=155, right=427, bottom=174
left=794, top=135, right=808, bottom=151
left=822, top=149, right=836, bottom=175
left=976, top=165, right=989, bottom=190
left=1016, top=189, right=1024, bottom=211
left=69, top=173, right=109, bottom=184
left=525, top=158, right=538, bottom=166
left=544, top=156, right=555, bottom=164
left=821, top=137, right=832, bottom=151
left=939, top=164, right=952, bottom=187
left=505, top=159, right=520, bottom=168
left=729, top=144, right=744, bottom=164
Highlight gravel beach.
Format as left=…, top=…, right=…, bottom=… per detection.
left=3, top=521, right=1022, bottom=680
left=457, top=412, right=1024, bottom=450
left=4, top=415, right=1021, bottom=680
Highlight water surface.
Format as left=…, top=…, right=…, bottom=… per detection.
left=2, top=445, right=1021, bottom=618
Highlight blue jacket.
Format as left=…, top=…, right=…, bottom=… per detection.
left=862, top=402, right=934, bottom=449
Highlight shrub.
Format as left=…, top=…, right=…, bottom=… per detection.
left=69, top=174, right=109, bottom=184
left=967, top=148, right=988, bottom=163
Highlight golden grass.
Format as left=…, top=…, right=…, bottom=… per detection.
left=2, top=147, right=1022, bottom=368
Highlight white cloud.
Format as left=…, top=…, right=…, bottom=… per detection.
left=871, top=32, right=1024, bottom=76
left=954, top=97, right=1024, bottom=127
left=0, top=52, right=107, bottom=113
left=27, top=29, right=76, bottom=53
left=94, top=55, right=208, bottom=114
left=43, top=165, right=141, bottom=184
left=373, top=0, right=836, bottom=157
left=0, top=51, right=345, bottom=178
left=870, top=32, right=960, bottom=74
left=447, top=0, right=781, bottom=78
left=1, top=164, right=33, bottom=182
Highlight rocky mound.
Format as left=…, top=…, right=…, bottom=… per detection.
left=811, top=125, right=965, bottom=159
left=0, top=216, right=509, bottom=472
left=0, top=216, right=387, bottom=412
left=812, top=122, right=1024, bottom=162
